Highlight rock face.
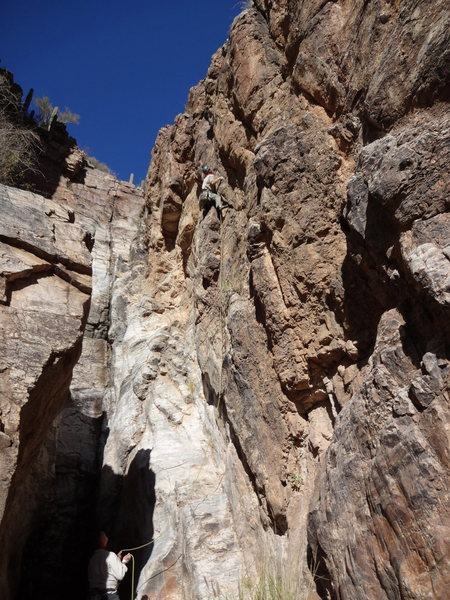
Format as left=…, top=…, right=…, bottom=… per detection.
left=0, top=182, right=92, bottom=600
left=0, top=1, right=449, bottom=600
left=308, top=104, right=450, bottom=600
left=0, top=163, right=144, bottom=599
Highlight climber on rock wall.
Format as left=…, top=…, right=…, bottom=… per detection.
left=199, top=165, right=231, bottom=215
left=87, top=531, right=131, bottom=600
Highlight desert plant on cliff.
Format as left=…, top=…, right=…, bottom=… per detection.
left=287, top=473, right=304, bottom=491
left=34, top=95, right=80, bottom=128
left=0, top=73, right=41, bottom=186
left=84, top=153, right=115, bottom=175
left=236, top=571, right=299, bottom=600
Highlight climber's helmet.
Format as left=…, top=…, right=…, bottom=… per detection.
left=202, top=165, right=210, bottom=174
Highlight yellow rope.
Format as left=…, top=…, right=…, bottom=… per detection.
left=119, top=537, right=156, bottom=600
left=118, top=454, right=218, bottom=600
left=120, top=539, right=156, bottom=553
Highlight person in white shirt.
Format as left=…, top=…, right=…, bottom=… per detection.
left=88, top=531, right=132, bottom=600
left=200, top=165, right=230, bottom=214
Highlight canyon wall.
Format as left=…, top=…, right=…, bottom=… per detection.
left=0, top=159, right=144, bottom=599
left=0, top=1, right=449, bottom=599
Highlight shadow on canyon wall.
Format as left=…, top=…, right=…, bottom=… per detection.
left=97, top=448, right=156, bottom=600
left=340, top=186, right=450, bottom=366
left=27, top=122, right=87, bottom=199
left=14, top=402, right=103, bottom=600
left=339, top=200, right=399, bottom=363
left=12, top=407, right=155, bottom=600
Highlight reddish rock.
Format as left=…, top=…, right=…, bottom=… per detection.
left=0, top=2, right=448, bottom=599
left=137, top=2, right=449, bottom=598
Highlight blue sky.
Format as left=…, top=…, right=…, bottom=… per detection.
left=1, top=1, right=243, bottom=183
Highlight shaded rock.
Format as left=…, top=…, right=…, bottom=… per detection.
left=0, top=170, right=144, bottom=599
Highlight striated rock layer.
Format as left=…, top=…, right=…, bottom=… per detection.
left=0, top=162, right=144, bottom=599
left=0, top=1, right=449, bottom=600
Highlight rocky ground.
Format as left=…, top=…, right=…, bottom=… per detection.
left=0, top=1, right=449, bottom=599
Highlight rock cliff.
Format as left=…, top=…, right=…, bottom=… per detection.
left=0, top=1, right=449, bottom=600
left=0, top=162, right=144, bottom=599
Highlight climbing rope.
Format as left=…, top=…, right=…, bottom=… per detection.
left=119, top=537, right=156, bottom=600
left=117, top=453, right=220, bottom=600
left=217, top=200, right=226, bottom=411
left=118, top=466, right=227, bottom=600
left=119, top=182, right=229, bottom=600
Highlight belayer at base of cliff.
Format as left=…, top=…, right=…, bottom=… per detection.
left=88, top=531, right=132, bottom=600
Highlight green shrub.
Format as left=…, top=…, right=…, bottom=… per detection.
left=287, top=473, right=304, bottom=491
left=236, top=570, right=300, bottom=600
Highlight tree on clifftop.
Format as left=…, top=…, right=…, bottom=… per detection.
left=35, top=95, right=80, bottom=128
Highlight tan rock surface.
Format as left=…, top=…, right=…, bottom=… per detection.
left=0, top=183, right=92, bottom=600
left=0, top=168, right=145, bottom=599
left=129, top=2, right=449, bottom=598
left=309, top=309, right=450, bottom=600
left=0, top=2, right=448, bottom=599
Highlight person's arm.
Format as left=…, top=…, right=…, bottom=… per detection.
left=118, top=551, right=132, bottom=564
left=111, top=552, right=131, bottom=581
left=211, top=176, right=223, bottom=186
